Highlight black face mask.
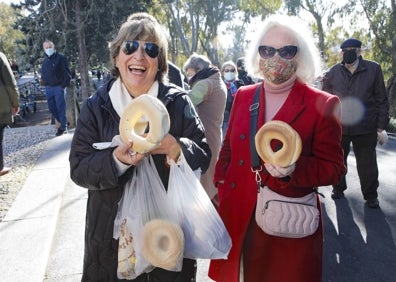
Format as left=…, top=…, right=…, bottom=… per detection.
left=239, top=69, right=247, bottom=75
left=343, top=50, right=357, bottom=64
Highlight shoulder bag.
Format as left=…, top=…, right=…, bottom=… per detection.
left=249, top=86, right=320, bottom=238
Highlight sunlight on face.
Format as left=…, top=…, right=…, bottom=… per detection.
left=116, top=40, right=159, bottom=97
left=259, top=27, right=298, bottom=85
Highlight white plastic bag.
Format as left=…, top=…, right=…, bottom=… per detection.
left=113, top=155, right=183, bottom=280
left=168, top=154, right=232, bottom=259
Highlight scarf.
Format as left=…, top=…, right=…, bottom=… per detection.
left=188, top=67, right=219, bottom=87
left=109, top=78, right=159, bottom=118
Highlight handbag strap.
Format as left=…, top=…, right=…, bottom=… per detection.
left=249, top=86, right=263, bottom=192
left=249, top=86, right=325, bottom=198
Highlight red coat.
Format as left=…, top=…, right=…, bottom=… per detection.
left=209, top=81, right=346, bottom=282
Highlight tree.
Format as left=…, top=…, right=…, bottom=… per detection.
left=355, top=0, right=395, bottom=76
left=13, top=0, right=150, bottom=99
left=284, top=0, right=339, bottom=61
left=342, top=0, right=395, bottom=117
left=0, top=3, right=24, bottom=61
left=148, top=0, right=280, bottom=67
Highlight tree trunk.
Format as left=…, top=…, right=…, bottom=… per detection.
left=75, top=0, right=90, bottom=100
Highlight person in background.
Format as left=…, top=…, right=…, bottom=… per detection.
left=167, top=61, right=185, bottom=89
left=209, top=15, right=346, bottom=281
left=322, top=38, right=390, bottom=209
left=236, top=57, right=255, bottom=85
left=386, top=73, right=396, bottom=117
left=69, top=12, right=210, bottom=281
left=183, top=53, right=227, bottom=204
left=41, top=40, right=72, bottom=136
left=221, top=60, right=244, bottom=136
left=10, top=60, right=20, bottom=77
left=0, top=52, right=19, bottom=176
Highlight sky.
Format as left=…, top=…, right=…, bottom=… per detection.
left=0, top=0, right=19, bottom=4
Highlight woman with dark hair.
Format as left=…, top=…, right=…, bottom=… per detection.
left=69, top=12, right=210, bottom=281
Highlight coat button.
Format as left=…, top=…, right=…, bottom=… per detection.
left=230, top=182, right=236, bottom=188
left=239, top=160, right=244, bottom=166
left=240, top=134, right=246, bottom=140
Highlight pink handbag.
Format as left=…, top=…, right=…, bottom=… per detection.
left=249, top=86, right=319, bottom=238
left=255, top=186, right=319, bottom=238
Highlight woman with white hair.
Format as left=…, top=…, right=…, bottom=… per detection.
left=209, top=15, right=346, bottom=282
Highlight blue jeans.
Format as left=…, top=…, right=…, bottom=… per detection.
left=45, top=86, right=67, bottom=130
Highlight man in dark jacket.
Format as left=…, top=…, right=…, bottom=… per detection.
left=41, top=40, right=71, bottom=136
left=322, top=38, right=389, bottom=208
left=236, top=57, right=255, bottom=85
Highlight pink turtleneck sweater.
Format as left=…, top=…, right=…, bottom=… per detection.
left=264, top=74, right=297, bottom=122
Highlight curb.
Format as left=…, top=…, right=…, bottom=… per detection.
left=0, top=133, right=73, bottom=282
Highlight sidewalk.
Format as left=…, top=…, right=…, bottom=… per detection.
left=0, top=131, right=213, bottom=282
left=0, top=132, right=75, bottom=281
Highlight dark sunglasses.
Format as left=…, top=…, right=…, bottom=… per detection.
left=224, top=69, right=236, bottom=73
left=258, top=45, right=298, bottom=60
left=122, top=40, right=160, bottom=58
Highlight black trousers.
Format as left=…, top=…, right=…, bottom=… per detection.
left=0, top=124, right=6, bottom=171
left=333, top=133, right=379, bottom=200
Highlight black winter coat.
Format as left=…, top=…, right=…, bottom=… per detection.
left=69, top=79, right=211, bottom=281
left=322, top=57, right=389, bottom=135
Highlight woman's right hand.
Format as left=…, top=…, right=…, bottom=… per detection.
left=114, top=141, right=147, bottom=166
left=264, top=163, right=295, bottom=178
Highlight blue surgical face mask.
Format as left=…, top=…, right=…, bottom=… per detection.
left=224, top=72, right=236, bottom=81
left=45, top=48, right=55, bottom=57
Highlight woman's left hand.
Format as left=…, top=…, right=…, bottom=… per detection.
left=150, top=134, right=181, bottom=161
left=264, top=163, right=295, bottom=178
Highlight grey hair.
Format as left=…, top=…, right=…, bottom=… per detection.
left=245, top=15, right=323, bottom=84
left=43, top=40, right=55, bottom=48
left=183, top=53, right=211, bottom=73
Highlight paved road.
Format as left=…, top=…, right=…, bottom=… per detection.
left=1, top=133, right=395, bottom=281
left=321, top=135, right=396, bottom=282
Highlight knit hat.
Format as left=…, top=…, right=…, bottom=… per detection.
left=340, top=38, right=362, bottom=49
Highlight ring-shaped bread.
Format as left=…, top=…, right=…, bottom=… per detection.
left=255, top=120, right=302, bottom=167
left=119, top=95, right=170, bottom=153
left=141, top=219, right=184, bottom=270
